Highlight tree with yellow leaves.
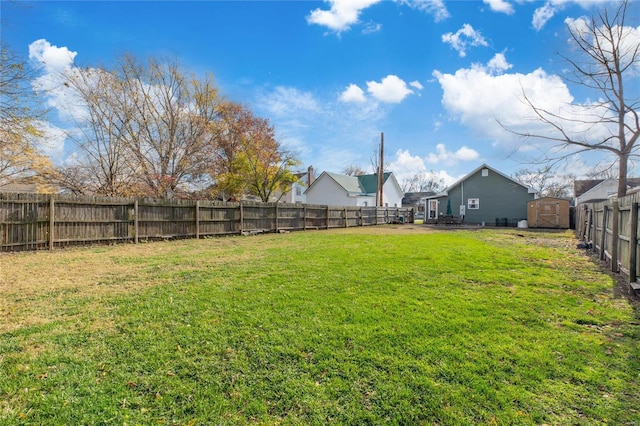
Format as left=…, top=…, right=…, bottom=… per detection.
left=0, top=46, right=56, bottom=191
left=210, top=102, right=300, bottom=202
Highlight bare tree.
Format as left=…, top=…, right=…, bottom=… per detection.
left=118, top=55, right=223, bottom=197
left=342, top=164, right=366, bottom=176
left=61, top=55, right=224, bottom=197
left=61, top=67, right=137, bottom=196
left=507, top=0, right=639, bottom=197
left=401, top=171, right=446, bottom=193
left=369, top=147, right=390, bottom=174
left=586, top=163, right=618, bottom=180
left=515, top=165, right=575, bottom=198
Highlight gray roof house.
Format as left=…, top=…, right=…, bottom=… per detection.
left=305, top=171, right=404, bottom=207
left=422, top=164, right=536, bottom=225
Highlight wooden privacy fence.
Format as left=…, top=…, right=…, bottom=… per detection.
left=0, top=193, right=413, bottom=252
left=575, top=191, right=640, bottom=294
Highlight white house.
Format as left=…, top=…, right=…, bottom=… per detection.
left=279, top=166, right=315, bottom=204
left=305, top=171, right=404, bottom=207
left=574, top=178, right=618, bottom=205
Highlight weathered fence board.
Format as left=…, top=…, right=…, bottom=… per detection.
left=575, top=191, right=640, bottom=294
left=0, top=193, right=413, bottom=252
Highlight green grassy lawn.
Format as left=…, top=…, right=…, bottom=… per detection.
left=1, top=227, right=638, bottom=425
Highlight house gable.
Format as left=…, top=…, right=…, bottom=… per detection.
left=574, top=178, right=617, bottom=204
left=305, top=171, right=404, bottom=207
left=574, top=178, right=640, bottom=204
left=574, top=179, right=605, bottom=198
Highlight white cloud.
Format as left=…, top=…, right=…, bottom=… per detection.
left=341, top=75, right=419, bottom=104
left=340, top=84, right=367, bottom=103
left=262, top=86, right=321, bottom=117
left=388, top=149, right=461, bottom=188
left=29, top=39, right=87, bottom=123
left=366, top=75, right=414, bottom=103
left=32, top=121, right=66, bottom=163
left=409, top=80, right=424, bottom=91
left=565, top=17, right=640, bottom=75
left=433, top=53, right=623, bottom=157
left=362, top=21, right=382, bottom=34
left=531, top=0, right=609, bottom=31
left=483, top=0, right=514, bottom=14
left=396, top=0, right=450, bottom=22
left=427, top=143, right=479, bottom=165
left=442, top=24, right=488, bottom=58
left=388, top=149, right=426, bottom=186
left=391, top=149, right=426, bottom=172
left=532, top=3, right=557, bottom=31
left=307, top=0, right=450, bottom=33
left=486, top=52, right=513, bottom=74
left=307, top=0, right=381, bottom=33
left=28, top=38, right=76, bottom=73
left=433, top=63, right=571, bottom=145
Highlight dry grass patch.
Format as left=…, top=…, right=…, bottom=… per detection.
left=0, top=237, right=261, bottom=333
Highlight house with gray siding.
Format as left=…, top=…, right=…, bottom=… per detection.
left=422, top=164, right=536, bottom=225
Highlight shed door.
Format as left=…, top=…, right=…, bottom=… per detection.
left=537, top=201, right=560, bottom=228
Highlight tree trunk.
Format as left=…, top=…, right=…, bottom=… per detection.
left=618, top=151, right=629, bottom=197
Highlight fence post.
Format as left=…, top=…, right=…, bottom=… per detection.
left=326, top=206, right=330, bottom=229
left=344, top=208, right=348, bottom=228
left=611, top=200, right=619, bottom=273
left=303, top=205, right=307, bottom=231
left=360, top=207, right=363, bottom=227
left=134, top=199, right=139, bottom=244
left=239, top=202, right=244, bottom=234
left=630, top=202, right=638, bottom=284
left=600, top=205, right=608, bottom=260
left=592, top=203, right=598, bottom=250
left=275, top=203, right=279, bottom=232
left=585, top=205, right=592, bottom=244
left=49, top=195, right=55, bottom=251
left=195, top=200, right=200, bottom=239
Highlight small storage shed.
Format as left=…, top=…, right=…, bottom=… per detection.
left=527, top=197, right=570, bottom=229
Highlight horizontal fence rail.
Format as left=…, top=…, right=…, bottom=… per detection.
left=575, top=192, right=640, bottom=294
left=0, top=193, right=413, bottom=252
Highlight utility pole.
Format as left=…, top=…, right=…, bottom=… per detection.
left=378, top=132, right=384, bottom=207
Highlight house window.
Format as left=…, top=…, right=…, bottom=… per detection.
left=295, top=186, right=302, bottom=196
left=482, top=168, right=489, bottom=177
left=468, top=198, right=480, bottom=209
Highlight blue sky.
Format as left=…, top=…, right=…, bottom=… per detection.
left=3, top=0, right=639, bottom=187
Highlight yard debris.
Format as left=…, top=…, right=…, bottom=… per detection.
left=577, top=241, right=593, bottom=249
